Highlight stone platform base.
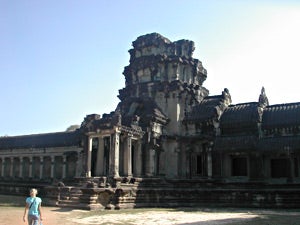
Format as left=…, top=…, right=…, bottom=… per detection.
left=1, top=178, right=300, bottom=210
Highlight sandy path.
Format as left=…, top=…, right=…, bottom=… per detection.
left=1, top=205, right=299, bottom=225
left=70, top=210, right=257, bottom=225
left=0, top=206, right=82, bottom=225
left=0, top=206, right=259, bottom=225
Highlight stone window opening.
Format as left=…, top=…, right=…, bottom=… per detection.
left=103, top=136, right=110, bottom=176
left=13, top=157, right=20, bottom=178
left=196, top=155, right=203, bottom=175
left=4, top=158, right=10, bottom=177
left=91, top=138, right=99, bottom=177
left=294, top=157, right=299, bottom=177
left=43, top=156, right=51, bottom=179
left=32, top=157, right=40, bottom=179
left=190, top=154, right=203, bottom=177
left=66, top=154, right=77, bottom=178
left=131, top=144, right=136, bottom=175
left=231, top=157, right=248, bottom=176
left=119, top=136, right=125, bottom=176
left=131, top=139, right=142, bottom=177
left=54, top=156, right=63, bottom=179
left=22, top=157, right=30, bottom=178
left=271, top=158, right=288, bottom=178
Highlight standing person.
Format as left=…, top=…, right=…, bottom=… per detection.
left=23, top=188, right=43, bottom=225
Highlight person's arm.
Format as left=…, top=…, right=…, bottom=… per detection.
left=23, top=203, right=29, bottom=222
left=38, top=203, right=43, bottom=221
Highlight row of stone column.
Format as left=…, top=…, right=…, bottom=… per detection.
left=86, top=131, right=143, bottom=178
left=0, top=155, right=67, bottom=179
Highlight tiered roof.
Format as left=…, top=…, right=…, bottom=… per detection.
left=220, top=102, right=260, bottom=135
left=262, top=102, right=300, bottom=130
left=0, top=130, right=81, bottom=150
left=184, top=95, right=223, bottom=123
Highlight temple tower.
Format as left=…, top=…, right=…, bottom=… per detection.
left=118, top=33, right=209, bottom=177
left=119, top=33, right=208, bottom=135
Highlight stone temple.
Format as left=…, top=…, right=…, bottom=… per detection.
left=0, top=33, right=299, bottom=209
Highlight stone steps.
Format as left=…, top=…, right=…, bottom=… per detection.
left=57, top=186, right=82, bottom=207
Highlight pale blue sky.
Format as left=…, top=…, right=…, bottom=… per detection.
left=0, top=0, right=299, bottom=135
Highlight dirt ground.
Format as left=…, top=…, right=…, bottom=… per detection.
left=0, top=205, right=300, bottom=225
left=0, top=206, right=254, bottom=225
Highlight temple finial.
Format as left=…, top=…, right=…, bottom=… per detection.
left=259, top=86, right=269, bottom=107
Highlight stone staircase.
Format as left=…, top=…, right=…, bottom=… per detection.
left=44, top=177, right=118, bottom=210
left=56, top=186, right=83, bottom=208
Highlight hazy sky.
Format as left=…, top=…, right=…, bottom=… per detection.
left=1, top=0, right=300, bottom=136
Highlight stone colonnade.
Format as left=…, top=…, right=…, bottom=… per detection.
left=0, top=152, right=78, bottom=180
left=86, top=128, right=143, bottom=178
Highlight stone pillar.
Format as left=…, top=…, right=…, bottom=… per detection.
left=87, top=137, right=93, bottom=177
left=156, top=149, right=164, bottom=176
left=9, top=157, right=13, bottom=177
left=151, top=149, right=156, bottom=176
left=249, top=153, right=265, bottom=181
left=186, top=147, right=193, bottom=179
left=40, top=157, right=43, bottom=179
left=264, top=156, right=271, bottom=178
left=1, top=158, right=3, bottom=177
left=124, top=135, right=132, bottom=177
left=223, top=154, right=231, bottom=178
left=135, top=140, right=142, bottom=177
left=145, top=148, right=155, bottom=177
left=19, top=157, right=23, bottom=178
left=62, top=155, right=67, bottom=179
left=96, top=137, right=105, bottom=176
left=109, top=130, right=120, bottom=178
left=29, top=157, right=33, bottom=178
left=207, top=150, right=212, bottom=178
left=295, top=157, right=299, bottom=177
left=144, top=145, right=150, bottom=176
left=288, top=156, right=295, bottom=183
left=50, top=156, right=55, bottom=178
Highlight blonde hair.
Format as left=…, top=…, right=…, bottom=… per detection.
left=30, top=188, right=38, bottom=195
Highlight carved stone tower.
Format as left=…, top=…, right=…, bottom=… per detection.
left=117, top=33, right=209, bottom=177
left=119, top=33, right=209, bottom=135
